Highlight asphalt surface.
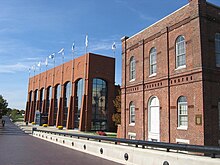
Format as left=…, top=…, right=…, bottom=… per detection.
left=0, top=116, right=122, bottom=165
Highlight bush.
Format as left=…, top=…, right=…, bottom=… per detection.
left=57, top=126, right=63, bottom=130
left=96, top=131, right=107, bottom=136
left=42, top=124, right=48, bottom=127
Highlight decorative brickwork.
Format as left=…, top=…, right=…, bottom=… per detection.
left=121, top=0, right=220, bottom=146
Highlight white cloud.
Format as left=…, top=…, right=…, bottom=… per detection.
left=0, top=63, right=28, bottom=73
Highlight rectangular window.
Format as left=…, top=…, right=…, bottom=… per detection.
left=130, top=106, right=135, bottom=124
left=178, top=103, right=188, bottom=128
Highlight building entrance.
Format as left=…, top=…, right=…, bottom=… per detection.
left=148, top=97, right=160, bottom=142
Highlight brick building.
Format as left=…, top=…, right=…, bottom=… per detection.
left=120, top=0, right=220, bottom=146
left=25, top=53, right=117, bottom=131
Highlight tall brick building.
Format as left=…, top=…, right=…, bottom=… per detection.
left=120, top=0, right=220, bottom=146
left=25, top=53, right=116, bottom=131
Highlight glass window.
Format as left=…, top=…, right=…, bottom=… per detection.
left=29, top=91, right=32, bottom=102
left=63, top=82, right=71, bottom=126
left=129, top=102, right=135, bottom=124
left=34, top=90, right=38, bottom=102
left=149, top=47, right=157, bottom=75
left=176, top=36, right=186, bottom=68
left=215, top=33, right=220, bottom=67
left=91, top=78, right=108, bottom=131
left=177, top=96, right=188, bottom=128
left=46, top=86, right=52, bottom=114
left=54, top=84, right=61, bottom=125
left=54, top=84, right=61, bottom=108
left=75, top=79, right=84, bottom=129
left=130, top=56, right=136, bottom=80
left=39, top=88, right=44, bottom=112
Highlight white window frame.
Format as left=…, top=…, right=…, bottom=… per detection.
left=215, top=33, right=220, bottom=67
left=177, top=96, right=188, bottom=130
left=128, top=132, right=136, bottom=140
left=149, top=47, right=157, bottom=76
left=130, top=56, right=136, bottom=81
left=176, top=35, right=186, bottom=69
left=129, top=102, right=135, bottom=125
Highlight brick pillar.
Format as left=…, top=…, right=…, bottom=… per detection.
left=25, top=101, right=30, bottom=122
left=56, top=97, right=64, bottom=127
left=66, top=96, right=74, bottom=129
left=79, top=95, right=86, bottom=131
left=48, top=99, right=54, bottom=126
left=121, top=36, right=129, bottom=138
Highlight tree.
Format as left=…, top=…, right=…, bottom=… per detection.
left=0, top=95, right=8, bottom=116
left=112, top=90, right=121, bottom=126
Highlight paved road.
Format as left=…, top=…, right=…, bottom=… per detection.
left=0, top=116, right=122, bottom=165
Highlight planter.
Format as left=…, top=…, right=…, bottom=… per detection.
left=42, top=124, right=48, bottom=127
left=57, top=126, right=63, bottom=130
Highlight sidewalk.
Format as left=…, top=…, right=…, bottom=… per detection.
left=15, top=121, right=98, bottom=136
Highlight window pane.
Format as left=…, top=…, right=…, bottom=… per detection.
left=150, top=48, right=157, bottom=75
left=130, top=57, right=136, bottom=80
left=130, top=103, right=135, bottom=124
left=91, top=78, right=108, bottom=131
left=176, top=36, right=186, bottom=68
left=178, top=96, right=188, bottom=127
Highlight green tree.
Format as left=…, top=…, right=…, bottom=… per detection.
left=112, top=90, right=121, bottom=126
left=0, top=95, right=8, bottom=117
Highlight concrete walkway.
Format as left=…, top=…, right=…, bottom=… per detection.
left=15, top=121, right=96, bottom=135
left=0, top=116, right=122, bottom=165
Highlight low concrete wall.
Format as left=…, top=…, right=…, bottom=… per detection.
left=33, top=131, right=220, bottom=165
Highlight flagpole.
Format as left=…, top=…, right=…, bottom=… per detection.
left=71, top=43, right=75, bottom=96
left=45, top=58, right=48, bottom=114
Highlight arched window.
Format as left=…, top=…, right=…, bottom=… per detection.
left=34, top=89, right=38, bottom=102
left=63, top=81, right=71, bottom=126
left=215, top=33, right=220, bottom=67
left=130, top=56, right=136, bottom=80
left=29, top=91, right=32, bottom=102
left=176, top=35, right=186, bottom=68
left=149, top=47, right=157, bottom=75
left=75, top=79, right=84, bottom=129
left=129, top=102, right=135, bottom=124
left=46, top=86, right=52, bottom=114
left=54, top=84, right=61, bottom=125
left=177, top=96, right=188, bottom=129
left=92, top=78, right=108, bottom=131
left=39, top=88, right=44, bottom=112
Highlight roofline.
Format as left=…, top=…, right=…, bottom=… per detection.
left=127, top=3, right=189, bottom=41
left=207, top=1, right=220, bottom=10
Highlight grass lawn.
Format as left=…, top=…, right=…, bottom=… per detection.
left=11, top=114, right=24, bottom=122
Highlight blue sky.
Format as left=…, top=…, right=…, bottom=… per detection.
left=0, top=0, right=220, bottom=110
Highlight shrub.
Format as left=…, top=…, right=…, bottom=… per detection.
left=42, top=124, right=48, bottom=127
left=96, top=131, right=107, bottom=136
left=57, top=126, right=63, bottom=130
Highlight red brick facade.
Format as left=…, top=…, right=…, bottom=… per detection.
left=120, top=0, right=220, bottom=146
left=25, top=53, right=116, bottom=132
